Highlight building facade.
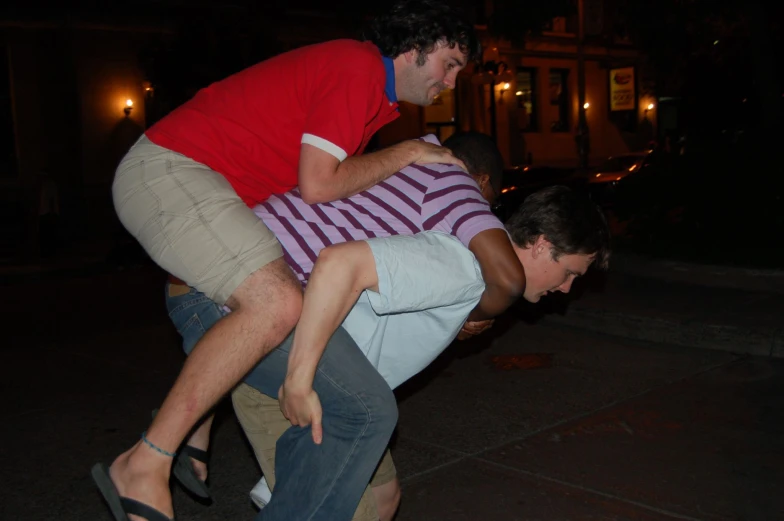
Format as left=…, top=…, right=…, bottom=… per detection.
left=376, top=6, right=659, bottom=169
left=0, top=17, right=168, bottom=262
left=0, top=1, right=658, bottom=263
left=0, top=7, right=351, bottom=263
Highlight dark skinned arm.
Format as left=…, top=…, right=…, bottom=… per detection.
left=466, top=228, right=526, bottom=321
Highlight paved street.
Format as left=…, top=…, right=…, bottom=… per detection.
left=2, top=265, right=782, bottom=520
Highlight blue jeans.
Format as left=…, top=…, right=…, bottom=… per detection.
left=166, top=284, right=398, bottom=521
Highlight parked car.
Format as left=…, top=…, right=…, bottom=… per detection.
left=585, top=148, right=689, bottom=239
left=584, top=150, right=661, bottom=208
left=589, top=150, right=654, bottom=185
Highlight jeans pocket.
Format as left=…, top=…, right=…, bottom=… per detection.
left=179, top=314, right=206, bottom=356
left=167, top=287, right=225, bottom=356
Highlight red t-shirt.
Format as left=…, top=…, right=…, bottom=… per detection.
left=146, top=40, right=400, bottom=206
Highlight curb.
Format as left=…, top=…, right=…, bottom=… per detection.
left=610, top=252, right=784, bottom=295
left=544, top=305, right=784, bottom=359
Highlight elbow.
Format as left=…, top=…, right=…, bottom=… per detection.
left=314, top=244, right=356, bottom=277
left=299, top=170, right=344, bottom=204
left=314, top=244, right=342, bottom=268
left=313, top=242, right=373, bottom=293
left=299, top=184, right=333, bottom=205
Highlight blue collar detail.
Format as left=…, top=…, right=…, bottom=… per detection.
left=382, top=55, right=397, bottom=103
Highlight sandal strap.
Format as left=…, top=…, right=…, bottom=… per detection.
left=180, top=445, right=209, bottom=464
left=120, top=497, right=173, bottom=521
left=173, top=448, right=211, bottom=498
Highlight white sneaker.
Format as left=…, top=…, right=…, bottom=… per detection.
left=250, top=476, right=273, bottom=510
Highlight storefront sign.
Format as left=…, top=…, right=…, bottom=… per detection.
left=609, top=67, right=635, bottom=111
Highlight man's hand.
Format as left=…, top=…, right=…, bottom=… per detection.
left=457, top=319, right=495, bottom=340
left=410, top=141, right=467, bottom=171
left=278, top=381, right=323, bottom=445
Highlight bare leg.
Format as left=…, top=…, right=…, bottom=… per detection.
left=372, top=479, right=401, bottom=521
left=109, top=259, right=302, bottom=519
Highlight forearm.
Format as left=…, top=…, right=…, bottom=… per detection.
left=303, top=142, right=417, bottom=203
left=285, top=242, right=378, bottom=386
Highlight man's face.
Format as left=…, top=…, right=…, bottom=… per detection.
left=518, top=237, right=595, bottom=303
left=398, top=42, right=467, bottom=106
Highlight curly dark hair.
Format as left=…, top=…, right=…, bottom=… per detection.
left=364, top=0, right=481, bottom=62
left=506, top=186, right=611, bottom=270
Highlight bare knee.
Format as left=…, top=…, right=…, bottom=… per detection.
left=372, top=478, right=401, bottom=521
left=228, top=258, right=303, bottom=343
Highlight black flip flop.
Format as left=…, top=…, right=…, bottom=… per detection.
left=173, top=445, right=210, bottom=498
left=151, top=409, right=211, bottom=499
left=91, top=463, right=173, bottom=521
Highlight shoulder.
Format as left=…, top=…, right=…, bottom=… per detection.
left=430, top=168, right=476, bottom=183
left=398, top=164, right=482, bottom=210
left=421, top=166, right=481, bottom=193
left=305, top=40, right=385, bottom=93
left=312, top=40, right=384, bottom=69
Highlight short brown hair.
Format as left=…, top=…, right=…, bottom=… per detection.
left=506, top=186, right=611, bottom=269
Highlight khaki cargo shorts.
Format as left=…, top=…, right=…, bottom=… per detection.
left=112, top=135, right=282, bottom=305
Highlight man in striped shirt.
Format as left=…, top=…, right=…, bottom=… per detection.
left=166, top=131, right=530, bottom=520
left=255, top=132, right=510, bottom=289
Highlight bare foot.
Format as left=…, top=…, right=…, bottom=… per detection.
left=109, top=441, right=174, bottom=521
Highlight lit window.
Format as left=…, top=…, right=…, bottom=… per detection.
left=515, top=67, right=538, bottom=132
left=549, top=69, right=570, bottom=133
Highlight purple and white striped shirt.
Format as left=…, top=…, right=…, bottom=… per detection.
left=254, top=135, right=504, bottom=286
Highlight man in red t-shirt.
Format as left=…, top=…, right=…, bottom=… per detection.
left=92, top=1, right=481, bottom=520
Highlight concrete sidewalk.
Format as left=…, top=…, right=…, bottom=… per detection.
left=2, top=261, right=782, bottom=520
left=392, top=324, right=783, bottom=521
left=537, top=253, right=784, bottom=359
left=609, top=251, right=784, bottom=295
